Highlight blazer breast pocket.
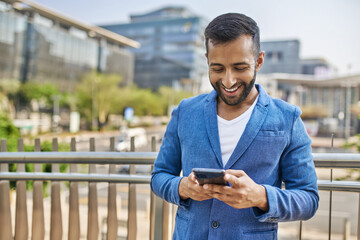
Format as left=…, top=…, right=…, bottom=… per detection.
left=253, top=130, right=286, bottom=153
left=243, top=130, right=287, bottom=174
left=257, top=130, right=285, bottom=137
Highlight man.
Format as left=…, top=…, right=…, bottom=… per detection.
left=151, top=13, right=319, bottom=239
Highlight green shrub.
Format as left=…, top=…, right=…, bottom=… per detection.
left=0, top=115, right=70, bottom=192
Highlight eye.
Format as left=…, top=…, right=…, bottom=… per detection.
left=235, top=67, right=248, bottom=71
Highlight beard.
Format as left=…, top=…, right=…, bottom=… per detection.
left=211, top=68, right=257, bottom=106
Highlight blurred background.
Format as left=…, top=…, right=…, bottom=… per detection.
left=0, top=0, right=360, bottom=148
left=1, top=1, right=360, bottom=239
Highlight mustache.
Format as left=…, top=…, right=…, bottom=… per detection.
left=217, top=81, right=246, bottom=89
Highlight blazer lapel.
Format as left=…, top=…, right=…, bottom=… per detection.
left=225, top=85, right=269, bottom=169
left=204, top=90, right=223, bottom=168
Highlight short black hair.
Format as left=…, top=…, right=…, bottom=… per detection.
left=204, top=13, right=260, bottom=57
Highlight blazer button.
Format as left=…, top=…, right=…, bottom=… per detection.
left=211, top=221, right=219, bottom=229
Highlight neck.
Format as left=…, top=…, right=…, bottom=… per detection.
left=217, top=86, right=258, bottom=121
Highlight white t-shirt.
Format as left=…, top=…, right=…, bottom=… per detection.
left=217, top=96, right=259, bottom=166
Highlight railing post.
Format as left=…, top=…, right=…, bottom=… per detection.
left=153, top=196, right=164, bottom=240
left=50, top=138, right=63, bottom=240
left=68, top=138, right=80, bottom=240
left=0, top=139, right=12, bottom=240
left=87, top=137, right=99, bottom=240
left=147, top=135, right=170, bottom=240
left=162, top=200, right=170, bottom=240
left=171, top=203, right=177, bottom=236
left=150, top=135, right=173, bottom=240
left=150, top=136, right=156, bottom=240
left=15, top=138, right=28, bottom=240
left=128, top=136, right=137, bottom=240
left=32, top=138, right=45, bottom=240
left=107, top=137, right=118, bottom=240
left=150, top=136, right=166, bottom=240
left=343, top=217, right=350, bottom=240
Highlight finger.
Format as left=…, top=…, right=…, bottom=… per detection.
left=188, top=173, right=198, bottom=183
left=211, top=192, right=235, bottom=204
left=225, top=169, right=246, bottom=177
left=200, top=185, right=220, bottom=195
left=224, top=174, right=242, bottom=187
left=203, top=183, right=230, bottom=193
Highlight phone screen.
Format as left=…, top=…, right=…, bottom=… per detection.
left=192, top=168, right=228, bottom=185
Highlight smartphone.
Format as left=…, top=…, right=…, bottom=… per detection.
left=192, top=168, right=228, bottom=185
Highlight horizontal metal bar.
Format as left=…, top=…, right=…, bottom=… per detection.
left=0, top=172, right=151, bottom=183
left=1, top=152, right=360, bottom=168
left=313, top=153, right=360, bottom=168
left=2, top=173, right=360, bottom=192
left=0, top=152, right=157, bottom=164
left=318, top=180, right=360, bottom=192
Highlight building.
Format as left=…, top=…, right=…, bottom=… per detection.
left=101, top=6, right=208, bottom=93
left=257, top=73, right=360, bottom=138
left=259, top=40, right=302, bottom=74
left=259, top=39, right=331, bottom=76
left=0, top=0, right=139, bottom=92
left=301, top=58, right=330, bottom=76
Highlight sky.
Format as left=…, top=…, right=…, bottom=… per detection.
left=33, top=0, right=360, bottom=75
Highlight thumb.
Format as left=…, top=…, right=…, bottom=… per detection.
left=224, top=173, right=241, bottom=187
left=225, top=169, right=246, bottom=178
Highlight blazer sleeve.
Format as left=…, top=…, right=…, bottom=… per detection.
left=151, top=103, right=189, bottom=207
left=253, top=107, right=319, bottom=222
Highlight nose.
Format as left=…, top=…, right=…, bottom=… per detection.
left=222, top=70, right=236, bottom=88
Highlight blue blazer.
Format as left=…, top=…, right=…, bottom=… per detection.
left=151, top=84, right=319, bottom=240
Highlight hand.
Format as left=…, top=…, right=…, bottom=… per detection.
left=179, top=172, right=214, bottom=201
left=204, top=169, right=269, bottom=211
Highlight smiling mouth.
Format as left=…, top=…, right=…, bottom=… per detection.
left=223, top=85, right=241, bottom=93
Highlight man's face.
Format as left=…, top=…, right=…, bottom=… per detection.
left=206, top=35, right=263, bottom=106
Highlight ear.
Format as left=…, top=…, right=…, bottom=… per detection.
left=256, top=51, right=265, bottom=72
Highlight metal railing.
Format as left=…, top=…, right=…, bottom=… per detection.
left=314, top=153, right=360, bottom=240
left=0, top=136, right=174, bottom=240
left=1, top=137, right=360, bottom=239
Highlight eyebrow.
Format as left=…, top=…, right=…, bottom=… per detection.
left=209, top=62, right=250, bottom=67
left=233, top=62, right=250, bottom=66
left=209, top=63, right=223, bottom=67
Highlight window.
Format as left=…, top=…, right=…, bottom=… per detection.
left=266, top=51, right=283, bottom=63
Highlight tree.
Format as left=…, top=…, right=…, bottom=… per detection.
left=76, top=71, right=124, bottom=130
left=158, top=86, right=193, bottom=114
left=124, top=86, right=165, bottom=116
left=0, top=114, right=20, bottom=152
left=18, top=82, right=61, bottom=109
left=0, top=79, right=20, bottom=116
left=0, top=114, right=70, bottom=190
left=75, top=72, right=195, bottom=130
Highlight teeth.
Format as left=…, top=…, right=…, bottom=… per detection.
left=224, top=86, right=239, bottom=92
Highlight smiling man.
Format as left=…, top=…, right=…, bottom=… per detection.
left=151, top=13, right=319, bottom=240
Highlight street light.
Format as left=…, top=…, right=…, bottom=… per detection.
left=345, top=65, right=352, bottom=139
left=92, top=76, right=100, bottom=130
left=52, top=95, right=61, bottom=133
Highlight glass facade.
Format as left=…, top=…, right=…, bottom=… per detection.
left=101, top=42, right=135, bottom=86
left=27, top=23, right=98, bottom=91
left=101, top=7, right=208, bottom=93
left=0, top=10, right=26, bottom=80
left=0, top=5, right=135, bottom=92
